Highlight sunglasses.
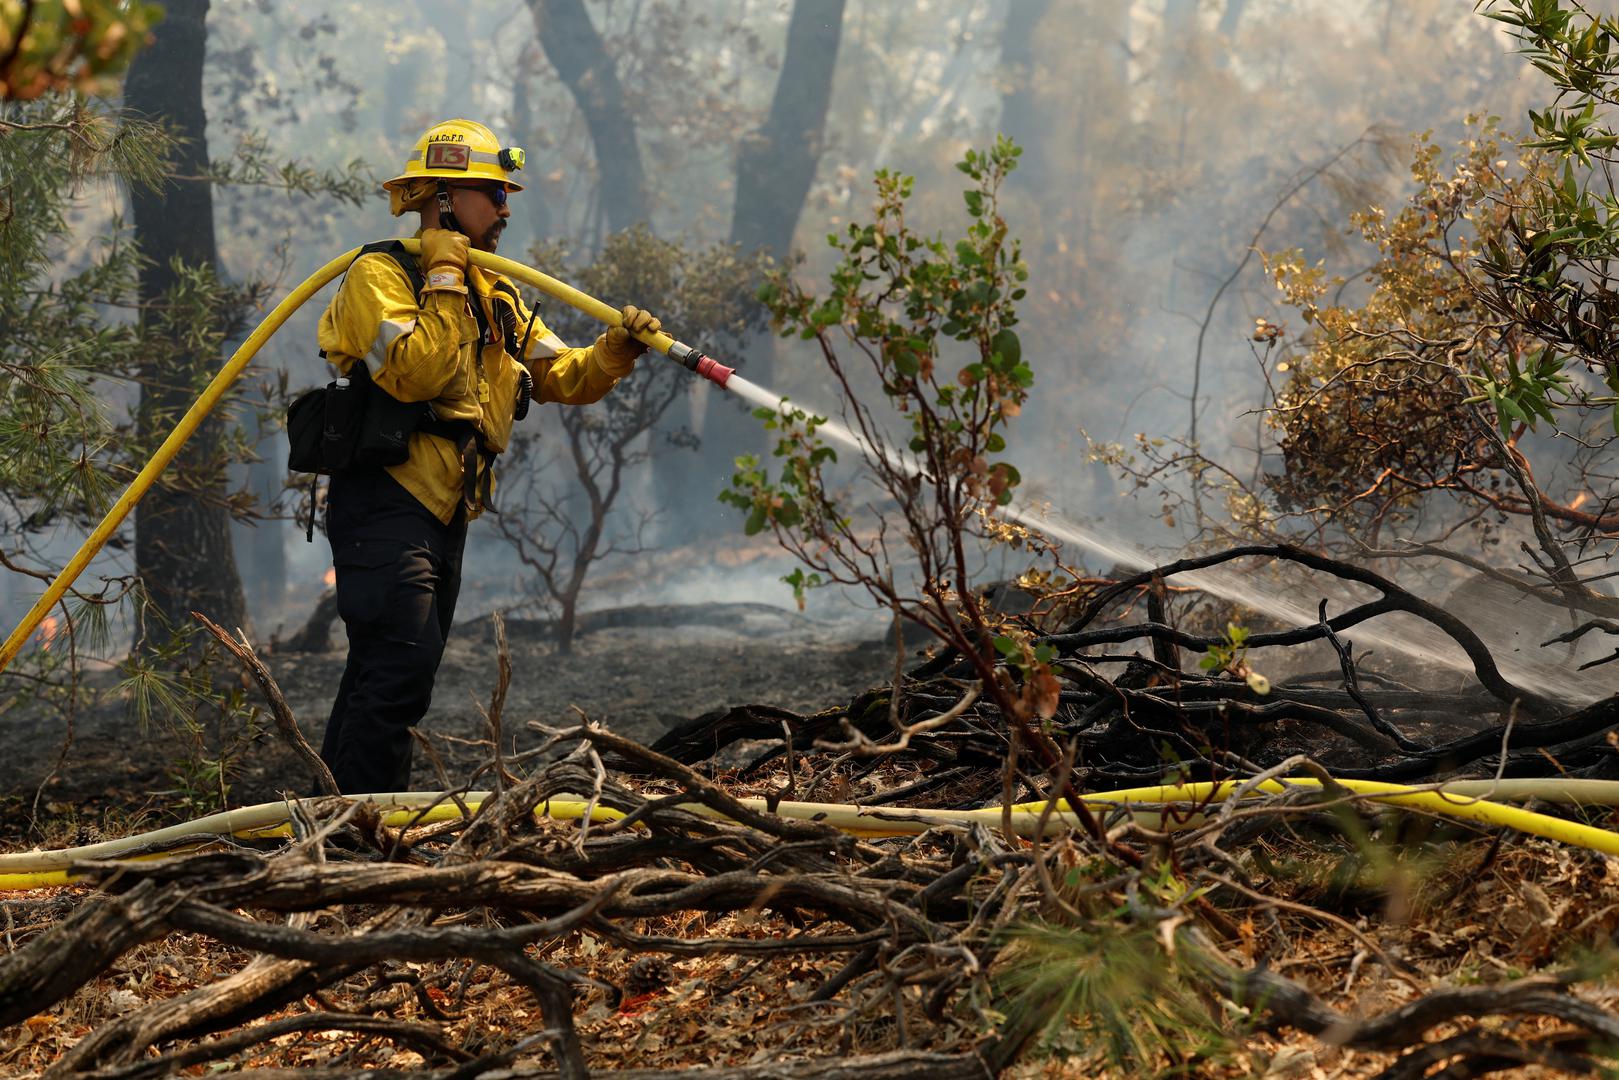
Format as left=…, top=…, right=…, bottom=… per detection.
left=451, top=183, right=508, bottom=207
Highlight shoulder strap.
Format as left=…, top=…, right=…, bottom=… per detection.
left=356, top=238, right=426, bottom=298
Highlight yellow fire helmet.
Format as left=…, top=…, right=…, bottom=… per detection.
left=383, top=119, right=526, bottom=194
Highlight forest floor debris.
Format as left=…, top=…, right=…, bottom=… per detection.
left=6, top=567, right=1619, bottom=1077
left=7, top=766, right=1619, bottom=1078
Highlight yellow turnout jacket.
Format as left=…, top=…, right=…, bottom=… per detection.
left=316, top=244, right=631, bottom=522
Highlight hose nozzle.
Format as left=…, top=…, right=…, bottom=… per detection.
left=668, top=341, right=735, bottom=388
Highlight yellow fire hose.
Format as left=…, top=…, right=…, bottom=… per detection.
left=0, top=242, right=726, bottom=674
left=3, top=776, right=1618, bottom=891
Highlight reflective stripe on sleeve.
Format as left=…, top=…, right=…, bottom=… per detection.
left=366, top=317, right=417, bottom=376
left=527, top=332, right=567, bottom=361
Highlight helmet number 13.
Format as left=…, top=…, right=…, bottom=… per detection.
left=424, top=143, right=470, bottom=171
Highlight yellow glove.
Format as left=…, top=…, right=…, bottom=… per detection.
left=420, top=228, right=470, bottom=293
left=597, top=304, right=663, bottom=374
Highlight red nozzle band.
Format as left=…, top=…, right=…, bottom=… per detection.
left=694, top=355, right=734, bottom=388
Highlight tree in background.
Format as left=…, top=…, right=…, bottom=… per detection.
left=199, top=1, right=373, bottom=622
left=729, top=0, right=847, bottom=280
left=526, top=0, right=648, bottom=235
left=518, top=0, right=848, bottom=536
left=494, top=227, right=769, bottom=653
left=124, top=0, right=252, bottom=645
left=1095, top=2, right=1619, bottom=671
left=0, top=101, right=167, bottom=672
left=0, top=3, right=382, bottom=809
left=0, top=95, right=271, bottom=812
left=667, top=0, right=849, bottom=528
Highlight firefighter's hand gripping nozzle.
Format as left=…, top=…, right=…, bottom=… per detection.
left=667, top=340, right=735, bottom=388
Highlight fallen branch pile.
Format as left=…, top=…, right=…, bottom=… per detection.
left=656, top=545, right=1619, bottom=793
left=3, top=721, right=1027, bottom=1078
left=8, top=730, right=1619, bottom=1075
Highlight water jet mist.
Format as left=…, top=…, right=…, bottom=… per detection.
left=723, top=373, right=1617, bottom=707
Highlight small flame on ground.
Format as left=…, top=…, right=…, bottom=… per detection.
left=1571, top=491, right=1591, bottom=511
left=37, top=615, right=60, bottom=650
left=323, top=567, right=337, bottom=587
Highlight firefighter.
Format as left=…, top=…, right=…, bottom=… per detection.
left=315, top=118, right=661, bottom=794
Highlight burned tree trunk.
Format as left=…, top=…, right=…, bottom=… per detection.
left=526, top=0, right=650, bottom=236
left=277, top=590, right=339, bottom=654
left=655, top=0, right=848, bottom=536
left=125, top=0, right=250, bottom=645
left=729, top=0, right=847, bottom=266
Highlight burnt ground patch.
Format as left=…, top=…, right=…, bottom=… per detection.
left=0, top=602, right=894, bottom=842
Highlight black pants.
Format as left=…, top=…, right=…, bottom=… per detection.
left=319, top=469, right=466, bottom=794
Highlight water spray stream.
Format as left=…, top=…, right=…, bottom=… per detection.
left=722, top=375, right=1613, bottom=706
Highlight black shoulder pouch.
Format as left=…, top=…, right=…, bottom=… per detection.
left=323, top=367, right=369, bottom=468
left=286, top=385, right=329, bottom=474
left=286, top=364, right=372, bottom=475
left=354, top=378, right=428, bottom=467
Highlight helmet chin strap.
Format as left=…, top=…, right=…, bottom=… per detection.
left=435, top=180, right=464, bottom=236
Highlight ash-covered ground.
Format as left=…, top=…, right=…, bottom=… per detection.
left=4, top=600, right=896, bottom=837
